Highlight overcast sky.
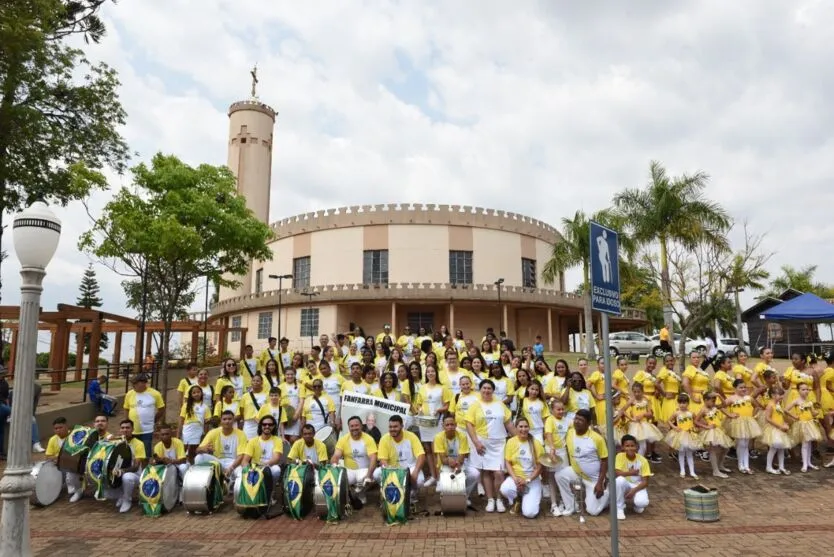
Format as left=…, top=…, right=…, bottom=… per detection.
left=2, top=0, right=833, bottom=353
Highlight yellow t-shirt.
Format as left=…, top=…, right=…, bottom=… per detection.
left=565, top=429, right=607, bottom=481
left=504, top=435, right=545, bottom=479
left=177, top=376, right=199, bottom=396
left=432, top=429, right=470, bottom=460
left=213, top=399, right=240, bottom=418
left=287, top=439, right=328, bottom=463
left=415, top=384, right=454, bottom=415
left=334, top=432, right=378, bottom=469
left=256, top=403, right=289, bottom=425
left=543, top=415, right=569, bottom=448
left=240, top=391, right=269, bottom=421
left=45, top=434, right=67, bottom=458
left=179, top=401, right=212, bottom=425
left=377, top=431, right=425, bottom=467
left=243, top=435, right=283, bottom=465
left=153, top=438, right=186, bottom=461
left=465, top=399, right=511, bottom=439
left=302, top=394, right=337, bottom=423
left=123, top=388, right=165, bottom=435
left=564, top=388, right=597, bottom=414
left=615, top=452, right=652, bottom=479
left=125, top=436, right=147, bottom=461
left=199, top=427, right=247, bottom=460
left=453, top=393, right=479, bottom=426
left=341, top=380, right=371, bottom=395
left=655, top=367, right=681, bottom=396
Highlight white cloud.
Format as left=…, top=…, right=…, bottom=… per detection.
left=3, top=0, right=834, bottom=341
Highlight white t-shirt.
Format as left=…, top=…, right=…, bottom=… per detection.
left=132, top=392, right=158, bottom=434
left=570, top=433, right=603, bottom=481
left=481, top=400, right=509, bottom=440
left=258, top=438, right=277, bottom=466
left=391, top=438, right=417, bottom=469
left=219, top=432, right=242, bottom=461
left=348, top=437, right=371, bottom=469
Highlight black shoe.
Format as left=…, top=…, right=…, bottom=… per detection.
left=649, top=453, right=662, bottom=464
left=750, top=449, right=760, bottom=459
left=699, top=451, right=711, bottom=462
left=726, top=448, right=737, bottom=460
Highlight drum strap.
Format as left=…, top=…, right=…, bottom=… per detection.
left=249, top=392, right=262, bottom=411
left=243, top=359, right=256, bottom=378
left=313, top=397, right=327, bottom=421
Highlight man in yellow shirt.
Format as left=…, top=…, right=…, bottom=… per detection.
left=112, top=419, right=147, bottom=513
left=332, top=416, right=378, bottom=503
left=396, top=326, right=416, bottom=353
left=554, top=409, right=610, bottom=517
left=288, top=424, right=329, bottom=465
left=376, top=324, right=396, bottom=345
left=195, top=411, right=248, bottom=481
left=152, top=423, right=189, bottom=480
left=614, top=434, right=651, bottom=520
left=44, top=417, right=83, bottom=503
left=432, top=415, right=477, bottom=505
left=372, top=415, right=426, bottom=500
left=258, top=336, right=281, bottom=371
left=123, top=374, right=165, bottom=458
left=241, top=416, right=283, bottom=485
left=659, top=326, right=672, bottom=356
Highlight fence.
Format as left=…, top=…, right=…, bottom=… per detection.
left=25, top=362, right=161, bottom=403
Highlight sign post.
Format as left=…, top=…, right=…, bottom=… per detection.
left=589, top=221, right=621, bottom=557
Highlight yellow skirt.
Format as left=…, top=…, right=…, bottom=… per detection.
left=659, top=396, right=679, bottom=424
left=790, top=420, right=823, bottom=444
left=664, top=429, right=702, bottom=451
left=628, top=421, right=663, bottom=443
left=724, top=416, right=762, bottom=440
left=700, top=426, right=733, bottom=449
left=651, top=395, right=664, bottom=423
left=760, top=424, right=795, bottom=450
left=820, top=389, right=834, bottom=413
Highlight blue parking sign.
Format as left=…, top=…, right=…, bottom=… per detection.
left=589, top=221, right=621, bottom=315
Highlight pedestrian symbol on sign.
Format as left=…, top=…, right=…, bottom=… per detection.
left=596, top=229, right=612, bottom=283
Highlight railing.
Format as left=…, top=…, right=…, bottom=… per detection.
left=7, top=363, right=161, bottom=402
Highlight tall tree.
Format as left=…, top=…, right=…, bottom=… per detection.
left=80, top=154, right=273, bottom=405
left=75, top=263, right=109, bottom=355
left=765, top=265, right=834, bottom=299
left=614, top=161, right=732, bottom=335
left=721, top=224, right=771, bottom=342
left=542, top=209, right=634, bottom=358
left=0, top=0, right=128, bottom=358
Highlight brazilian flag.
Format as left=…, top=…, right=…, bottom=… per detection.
left=139, top=465, right=166, bottom=517
left=380, top=468, right=409, bottom=525
left=65, top=426, right=94, bottom=456
left=86, top=442, right=111, bottom=501
left=236, top=466, right=268, bottom=508
left=284, top=463, right=310, bottom=520
left=317, top=466, right=342, bottom=522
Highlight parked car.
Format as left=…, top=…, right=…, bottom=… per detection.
left=716, top=338, right=750, bottom=357
left=648, top=334, right=707, bottom=357
left=608, top=331, right=655, bottom=356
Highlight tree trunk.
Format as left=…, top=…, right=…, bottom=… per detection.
left=659, top=235, right=675, bottom=336
left=160, top=323, right=172, bottom=408
left=583, top=260, right=596, bottom=359
left=734, top=290, right=744, bottom=347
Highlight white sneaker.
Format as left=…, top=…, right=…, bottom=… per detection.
left=69, top=491, right=82, bottom=503
left=423, top=477, right=436, bottom=488
left=115, top=497, right=123, bottom=508
left=495, top=498, right=506, bottom=513
left=485, top=499, right=496, bottom=513
left=32, top=443, right=45, bottom=453
left=617, top=508, right=626, bottom=520
left=477, top=483, right=485, bottom=496
left=634, top=506, right=645, bottom=514
left=119, top=500, right=132, bottom=513
left=550, top=503, right=560, bottom=517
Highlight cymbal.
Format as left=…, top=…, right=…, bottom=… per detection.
left=540, top=454, right=562, bottom=468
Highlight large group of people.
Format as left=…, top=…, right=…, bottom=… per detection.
left=38, top=324, right=834, bottom=520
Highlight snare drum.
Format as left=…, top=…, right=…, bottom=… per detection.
left=437, top=467, right=467, bottom=515
left=139, top=464, right=179, bottom=517
left=86, top=440, right=132, bottom=500
left=314, top=464, right=349, bottom=521
left=278, top=438, right=291, bottom=466
left=380, top=467, right=411, bottom=525
left=182, top=462, right=225, bottom=514
left=283, top=462, right=315, bottom=520
left=234, top=465, right=275, bottom=519
left=31, top=461, right=63, bottom=507
left=57, top=426, right=99, bottom=474
left=314, top=426, right=337, bottom=459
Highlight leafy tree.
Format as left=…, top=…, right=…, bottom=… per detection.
left=75, top=263, right=109, bottom=355
left=721, top=224, right=771, bottom=341
left=765, top=265, right=834, bottom=299
left=614, top=161, right=731, bottom=336
left=80, top=154, right=273, bottom=405
left=620, top=260, right=664, bottom=329
left=542, top=209, right=635, bottom=358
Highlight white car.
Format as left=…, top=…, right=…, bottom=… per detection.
left=648, top=334, right=707, bottom=357
left=716, top=338, right=750, bottom=357
left=608, top=331, right=655, bottom=356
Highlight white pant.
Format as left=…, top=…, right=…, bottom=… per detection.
left=499, top=476, right=542, bottom=519
left=373, top=466, right=425, bottom=497
left=173, top=463, right=190, bottom=480
left=346, top=468, right=371, bottom=486
left=439, top=464, right=478, bottom=498
left=106, top=472, right=140, bottom=502
left=194, top=453, right=235, bottom=474
left=615, top=476, right=649, bottom=512
left=555, top=467, right=610, bottom=516
left=65, top=472, right=82, bottom=493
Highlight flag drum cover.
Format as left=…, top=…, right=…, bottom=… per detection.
left=314, top=464, right=350, bottom=522
left=86, top=440, right=132, bottom=500
left=182, top=461, right=225, bottom=514
left=139, top=464, right=179, bottom=517
left=30, top=461, right=63, bottom=507
left=57, top=425, right=99, bottom=474
left=284, top=462, right=315, bottom=520
left=234, top=465, right=275, bottom=519
left=380, top=467, right=411, bottom=525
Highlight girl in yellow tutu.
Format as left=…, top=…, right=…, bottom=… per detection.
left=617, top=383, right=663, bottom=457
left=665, top=394, right=701, bottom=479
left=786, top=383, right=823, bottom=472
left=760, top=386, right=794, bottom=475
left=695, top=392, right=733, bottom=478
left=723, top=379, right=763, bottom=474
left=817, top=353, right=834, bottom=443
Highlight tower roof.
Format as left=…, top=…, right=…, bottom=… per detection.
left=228, top=99, right=276, bottom=121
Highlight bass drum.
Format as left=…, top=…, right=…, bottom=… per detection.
left=283, top=463, right=315, bottom=520
left=234, top=465, right=279, bottom=519
left=380, top=467, right=412, bottom=525
left=437, top=468, right=467, bottom=515
left=139, top=464, right=179, bottom=517
left=314, top=465, right=350, bottom=521
left=314, top=426, right=337, bottom=459
left=86, top=440, right=132, bottom=500
left=31, top=461, right=63, bottom=507
left=56, top=426, right=99, bottom=474
left=182, top=462, right=224, bottom=514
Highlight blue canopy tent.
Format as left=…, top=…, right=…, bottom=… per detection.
left=760, top=293, right=834, bottom=356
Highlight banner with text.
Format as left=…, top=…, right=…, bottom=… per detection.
left=340, top=393, right=411, bottom=432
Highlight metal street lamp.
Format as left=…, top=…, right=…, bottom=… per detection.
left=301, top=289, right=320, bottom=351
left=268, top=274, right=293, bottom=341
left=494, top=278, right=505, bottom=334
left=1, top=202, right=61, bottom=557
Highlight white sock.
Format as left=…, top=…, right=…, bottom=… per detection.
left=802, top=442, right=811, bottom=467
left=678, top=450, right=686, bottom=474
left=767, top=447, right=776, bottom=469
left=777, top=449, right=785, bottom=469
left=686, top=450, right=695, bottom=474
left=638, top=441, right=646, bottom=456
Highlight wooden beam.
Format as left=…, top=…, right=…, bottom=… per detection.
left=87, top=316, right=102, bottom=380
left=8, top=329, right=18, bottom=376
left=73, top=326, right=84, bottom=389
left=239, top=328, right=247, bottom=360
left=191, top=329, right=199, bottom=364
left=112, top=330, right=122, bottom=369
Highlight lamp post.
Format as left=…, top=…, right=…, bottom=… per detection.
left=494, top=278, right=505, bottom=333
left=726, top=286, right=746, bottom=349
left=268, top=274, right=293, bottom=341
left=301, top=289, right=320, bottom=351
left=0, top=202, right=61, bottom=557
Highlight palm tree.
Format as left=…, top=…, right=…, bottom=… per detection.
left=542, top=209, right=634, bottom=358
left=614, top=161, right=731, bottom=336
left=766, top=265, right=834, bottom=298
left=724, top=253, right=770, bottom=340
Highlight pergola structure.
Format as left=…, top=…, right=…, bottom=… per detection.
left=0, top=304, right=245, bottom=390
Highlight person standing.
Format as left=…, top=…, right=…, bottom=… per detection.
left=123, top=374, right=165, bottom=458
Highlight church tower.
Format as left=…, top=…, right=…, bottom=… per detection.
left=221, top=66, right=276, bottom=298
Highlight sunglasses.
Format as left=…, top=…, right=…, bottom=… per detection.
left=226, top=364, right=237, bottom=368
left=262, top=423, right=275, bottom=427
left=313, top=384, right=323, bottom=388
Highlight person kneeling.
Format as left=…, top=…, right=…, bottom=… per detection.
left=614, top=434, right=651, bottom=520
left=500, top=418, right=545, bottom=519
left=555, top=409, right=610, bottom=517
left=372, top=415, right=426, bottom=503
left=241, top=416, right=283, bottom=494
left=433, top=415, right=478, bottom=506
